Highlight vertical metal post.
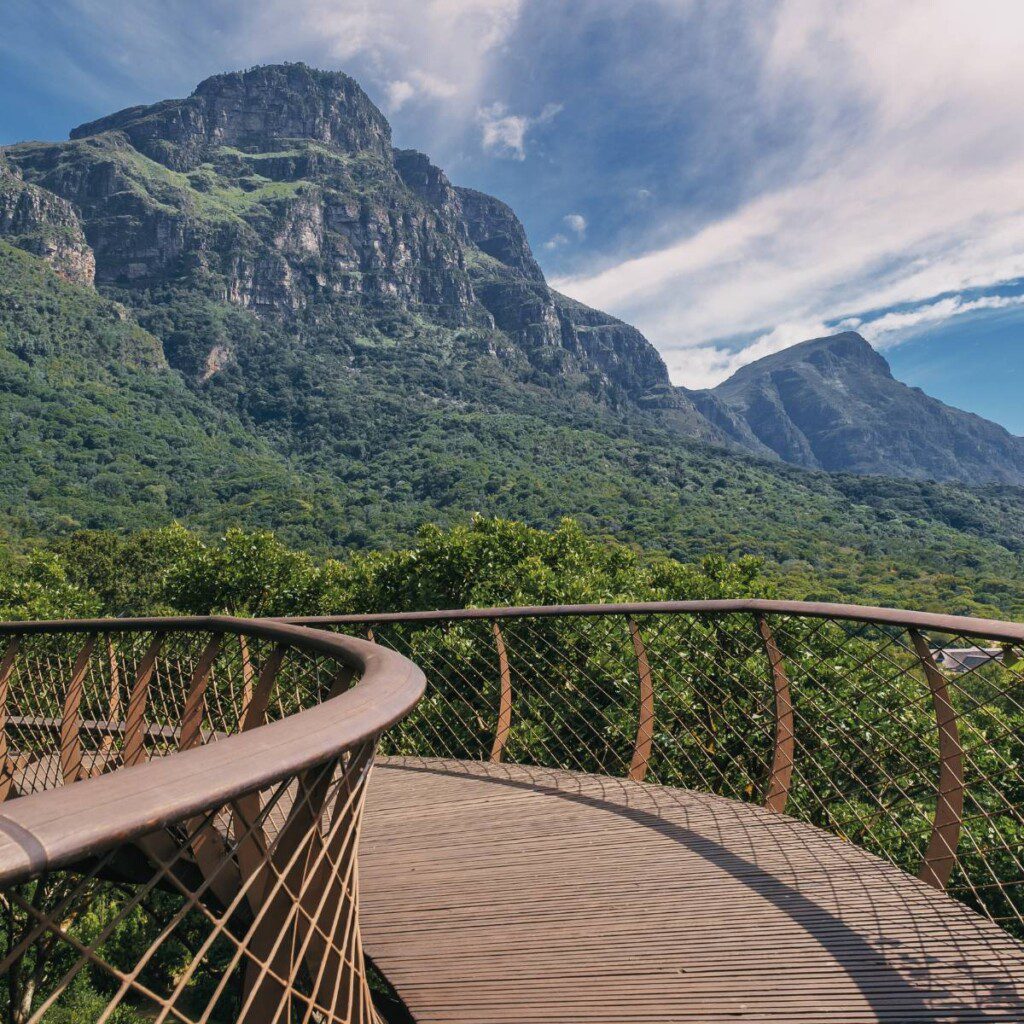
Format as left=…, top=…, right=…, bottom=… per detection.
left=756, top=614, right=794, bottom=814
left=628, top=618, right=655, bottom=782
left=178, top=636, right=223, bottom=752
left=0, top=636, right=21, bottom=801
left=489, top=620, right=512, bottom=763
left=122, top=634, right=165, bottom=766
left=910, top=628, right=965, bottom=890
left=60, top=637, right=96, bottom=784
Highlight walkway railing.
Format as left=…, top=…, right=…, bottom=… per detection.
left=292, top=600, right=1024, bottom=938
left=0, top=617, right=424, bottom=1024
left=2, top=600, right=1022, bottom=1022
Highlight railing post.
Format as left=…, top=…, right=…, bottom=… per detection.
left=177, top=636, right=223, bottom=752
left=59, top=636, right=96, bottom=784
left=628, top=618, right=655, bottom=782
left=122, top=633, right=165, bottom=766
left=0, top=636, right=21, bottom=801
left=238, top=633, right=255, bottom=723
left=233, top=645, right=290, bottom=907
left=909, top=628, right=965, bottom=891
left=755, top=614, right=794, bottom=814
left=98, top=635, right=122, bottom=768
left=489, top=620, right=512, bottom=763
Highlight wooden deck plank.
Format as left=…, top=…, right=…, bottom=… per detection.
left=360, top=758, right=1024, bottom=1024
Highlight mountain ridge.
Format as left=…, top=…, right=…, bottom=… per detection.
left=4, top=62, right=1019, bottom=483
left=691, top=330, right=1024, bottom=483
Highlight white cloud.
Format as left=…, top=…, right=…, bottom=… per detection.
left=385, top=71, right=459, bottom=111
left=555, top=0, right=1024, bottom=385
left=544, top=233, right=569, bottom=250
left=8, top=1, right=523, bottom=128
left=478, top=100, right=561, bottom=159
left=859, top=293, right=1024, bottom=348
left=386, top=80, right=416, bottom=110
left=563, top=213, right=587, bottom=236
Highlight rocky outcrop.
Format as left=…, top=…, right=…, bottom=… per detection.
left=3, top=63, right=684, bottom=406
left=70, top=64, right=393, bottom=169
left=0, top=162, right=94, bottom=285
left=456, top=186, right=544, bottom=282
left=5, top=73, right=476, bottom=321
left=695, top=332, right=1024, bottom=483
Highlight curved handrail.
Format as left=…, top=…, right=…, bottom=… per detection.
left=0, top=615, right=425, bottom=1024
left=0, top=616, right=425, bottom=885
left=289, top=597, right=1024, bottom=643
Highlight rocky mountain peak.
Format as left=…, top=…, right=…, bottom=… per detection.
left=70, top=63, right=392, bottom=169
left=693, top=329, right=1024, bottom=482
left=726, top=331, right=892, bottom=384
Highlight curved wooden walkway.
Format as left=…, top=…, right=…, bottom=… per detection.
left=360, top=759, right=1024, bottom=1024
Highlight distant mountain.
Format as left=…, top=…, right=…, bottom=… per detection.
left=0, top=63, right=1023, bottom=614
left=689, top=332, right=1024, bottom=484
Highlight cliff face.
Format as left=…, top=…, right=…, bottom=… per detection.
left=69, top=64, right=393, bottom=169
left=693, top=332, right=1024, bottom=484
left=1, top=64, right=704, bottom=422
left=6, top=67, right=476, bottom=326
left=0, top=162, right=95, bottom=285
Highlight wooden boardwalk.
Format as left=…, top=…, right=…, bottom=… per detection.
left=360, top=759, right=1024, bottom=1023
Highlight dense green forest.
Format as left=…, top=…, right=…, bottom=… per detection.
left=0, top=514, right=1021, bottom=623
left=2, top=241, right=1024, bottom=619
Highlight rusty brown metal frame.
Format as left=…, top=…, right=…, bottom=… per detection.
left=0, top=616, right=424, bottom=883
left=2, top=598, right=1022, bottom=1021
left=0, top=615, right=424, bottom=1024
left=910, top=628, right=966, bottom=890
left=489, top=621, right=512, bottom=764
left=287, top=598, right=1024, bottom=645
left=756, top=613, right=794, bottom=814
left=627, top=618, right=654, bottom=782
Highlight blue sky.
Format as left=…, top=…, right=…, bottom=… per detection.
left=3, top=0, right=1023, bottom=431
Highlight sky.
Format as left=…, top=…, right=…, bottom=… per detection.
left=2, top=0, right=1023, bottom=431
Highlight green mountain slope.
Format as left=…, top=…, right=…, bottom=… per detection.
left=0, top=241, right=349, bottom=539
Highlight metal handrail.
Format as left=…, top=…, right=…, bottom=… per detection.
left=291, top=599, right=1024, bottom=938
left=288, top=597, right=1024, bottom=643
left=0, top=615, right=425, bottom=1024
left=0, top=616, right=424, bottom=884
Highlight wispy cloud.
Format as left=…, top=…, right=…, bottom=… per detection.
left=384, top=71, right=459, bottom=111
left=544, top=212, right=587, bottom=250
left=563, top=212, right=587, bottom=237
left=1, top=0, right=524, bottom=131
left=555, top=0, right=1024, bottom=385
left=478, top=100, right=561, bottom=159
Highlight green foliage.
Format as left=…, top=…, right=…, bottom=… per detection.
left=0, top=238, right=1023, bottom=616
left=338, top=515, right=771, bottom=613
left=0, top=517, right=771, bottom=620
left=0, top=548, right=99, bottom=620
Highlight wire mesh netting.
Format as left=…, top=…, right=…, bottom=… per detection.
left=329, top=609, right=1024, bottom=938
left=0, top=624, right=387, bottom=1024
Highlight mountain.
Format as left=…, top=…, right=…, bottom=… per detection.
left=691, top=332, right=1024, bottom=484
left=0, top=63, right=1023, bottom=614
